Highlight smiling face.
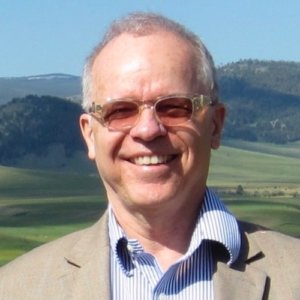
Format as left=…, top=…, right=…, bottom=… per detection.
left=80, top=31, right=225, bottom=218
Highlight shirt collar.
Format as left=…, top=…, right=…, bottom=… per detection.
left=187, top=188, right=241, bottom=265
left=108, top=207, right=125, bottom=253
left=108, top=187, right=241, bottom=274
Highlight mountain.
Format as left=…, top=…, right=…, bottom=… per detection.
left=0, top=73, right=81, bottom=105
left=0, top=95, right=95, bottom=173
left=0, top=60, right=300, bottom=171
left=217, top=60, right=300, bottom=143
left=218, top=60, right=300, bottom=97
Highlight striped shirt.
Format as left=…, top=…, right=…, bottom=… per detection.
left=109, top=188, right=241, bottom=299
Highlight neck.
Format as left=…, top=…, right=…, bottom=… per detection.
left=111, top=197, right=203, bottom=271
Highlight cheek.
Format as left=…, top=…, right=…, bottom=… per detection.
left=93, top=129, right=124, bottom=172
left=93, top=138, right=119, bottom=187
left=94, top=135, right=113, bottom=163
left=181, top=120, right=213, bottom=165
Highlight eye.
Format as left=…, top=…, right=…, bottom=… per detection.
left=156, top=97, right=192, bottom=118
left=102, top=101, right=139, bottom=122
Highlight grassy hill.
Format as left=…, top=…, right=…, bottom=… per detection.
left=1, top=142, right=299, bottom=266
left=208, top=142, right=300, bottom=239
left=223, top=139, right=300, bottom=159
left=0, top=166, right=105, bottom=266
left=209, top=142, right=300, bottom=187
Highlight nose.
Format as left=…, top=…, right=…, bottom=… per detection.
left=129, top=106, right=167, bottom=141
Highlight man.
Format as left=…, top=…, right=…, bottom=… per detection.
left=0, top=12, right=299, bottom=300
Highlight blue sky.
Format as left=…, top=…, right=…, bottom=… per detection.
left=1, top=0, right=300, bottom=77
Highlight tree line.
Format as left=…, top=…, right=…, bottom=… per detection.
left=218, top=59, right=300, bottom=143
left=0, top=95, right=84, bottom=164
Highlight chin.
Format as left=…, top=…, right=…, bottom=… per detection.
left=126, top=188, right=178, bottom=210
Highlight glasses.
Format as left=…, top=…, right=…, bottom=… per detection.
left=89, top=94, right=215, bottom=131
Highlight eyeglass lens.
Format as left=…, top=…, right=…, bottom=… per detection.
left=101, top=97, right=194, bottom=130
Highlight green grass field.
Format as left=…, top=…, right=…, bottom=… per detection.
left=1, top=141, right=300, bottom=266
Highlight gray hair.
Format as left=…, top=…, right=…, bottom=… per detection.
left=82, top=12, right=219, bottom=111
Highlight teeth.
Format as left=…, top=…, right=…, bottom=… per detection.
left=133, top=155, right=170, bottom=165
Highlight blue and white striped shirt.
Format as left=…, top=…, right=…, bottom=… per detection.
left=109, top=188, right=241, bottom=299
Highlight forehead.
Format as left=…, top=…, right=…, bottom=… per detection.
left=90, top=31, right=198, bottom=99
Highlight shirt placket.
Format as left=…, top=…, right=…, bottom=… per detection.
left=128, top=240, right=182, bottom=300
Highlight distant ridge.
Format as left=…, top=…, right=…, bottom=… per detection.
left=0, top=73, right=81, bottom=105
left=2, top=73, right=78, bottom=80
left=25, top=73, right=79, bottom=80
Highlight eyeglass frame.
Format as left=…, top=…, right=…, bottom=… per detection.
left=88, top=94, right=217, bottom=131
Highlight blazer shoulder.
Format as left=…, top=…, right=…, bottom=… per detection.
left=238, top=221, right=300, bottom=299
left=239, top=220, right=300, bottom=255
left=0, top=225, right=87, bottom=276
left=0, top=212, right=109, bottom=299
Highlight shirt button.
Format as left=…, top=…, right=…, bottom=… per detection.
left=127, top=244, right=133, bottom=253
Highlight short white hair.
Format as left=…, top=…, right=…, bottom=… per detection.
left=82, top=12, right=219, bottom=111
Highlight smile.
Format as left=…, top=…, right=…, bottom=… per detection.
left=131, top=155, right=174, bottom=166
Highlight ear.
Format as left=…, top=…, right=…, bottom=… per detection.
left=79, top=113, right=96, bottom=160
left=211, top=103, right=226, bottom=150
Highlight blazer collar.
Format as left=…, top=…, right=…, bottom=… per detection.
left=59, top=216, right=269, bottom=300
left=214, top=222, right=268, bottom=300
left=63, top=212, right=111, bottom=300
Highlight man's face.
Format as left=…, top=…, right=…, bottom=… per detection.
left=80, top=32, right=225, bottom=216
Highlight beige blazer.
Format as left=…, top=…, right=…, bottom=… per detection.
left=0, top=212, right=299, bottom=299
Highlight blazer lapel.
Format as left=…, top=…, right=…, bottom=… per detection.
left=58, top=215, right=271, bottom=300
left=214, top=261, right=267, bottom=300
left=71, top=252, right=110, bottom=300
left=214, top=224, right=268, bottom=300
left=63, top=213, right=111, bottom=300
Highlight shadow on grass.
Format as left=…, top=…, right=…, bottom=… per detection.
left=0, top=233, right=42, bottom=251
left=0, top=201, right=107, bottom=227
left=223, top=199, right=300, bottom=211
left=222, top=198, right=300, bottom=238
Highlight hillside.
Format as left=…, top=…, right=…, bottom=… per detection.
left=0, top=95, right=95, bottom=172
left=218, top=60, right=300, bottom=143
left=1, top=144, right=300, bottom=266
left=218, top=60, right=300, bottom=96
left=0, top=60, right=300, bottom=170
left=0, top=74, right=81, bottom=105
